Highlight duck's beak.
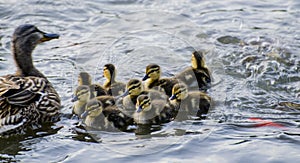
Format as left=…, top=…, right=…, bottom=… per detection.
left=120, top=90, right=129, bottom=97
left=40, top=33, right=60, bottom=42
left=81, top=110, right=89, bottom=119
left=142, top=74, right=149, bottom=81
left=71, top=94, right=79, bottom=102
left=136, top=106, right=143, bottom=113
left=169, top=95, right=176, bottom=100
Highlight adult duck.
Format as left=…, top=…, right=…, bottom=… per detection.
left=0, top=24, right=61, bottom=135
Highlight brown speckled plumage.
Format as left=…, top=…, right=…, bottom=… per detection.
left=0, top=24, right=61, bottom=135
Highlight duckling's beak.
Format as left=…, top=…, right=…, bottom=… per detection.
left=81, top=110, right=89, bottom=119
left=142, top=74, right=149, bottom=81
left=120, top=90, right=129, bottom=97
left=169, top=95, right=176, bottom=100
left=71, top=94, right=79, bottom=102
left=136, top=106, right=143, bottom=113
left=40, top=33, right=60, bottom=42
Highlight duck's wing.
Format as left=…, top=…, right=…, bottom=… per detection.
left=0, top=76, right=46, bottom=107
left=0, top=75, right=59, bottom=128
left=90, top=84, right=107, bottom=96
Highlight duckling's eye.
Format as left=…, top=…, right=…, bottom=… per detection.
left=129, top=85, right=140, bottom=91
left=78, top=90, right=89, bottom=96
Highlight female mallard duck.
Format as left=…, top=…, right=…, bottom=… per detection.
left=102, top=63, right=126, bottom=96
left=169, top=83, right=212, bottom=120
left=175, top=51, right=211, bottom=91
left=134, top=94, right=175, bottom=125
left=71, top=85, right=91, bottom=117
left=142, top=64, right=179, bottom=97
left=0, top=24, right=61, bottom=135
left=77, top=71, right=107, bottom=97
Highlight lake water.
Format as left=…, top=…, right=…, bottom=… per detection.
left=0, top=0, right=299, bottom=162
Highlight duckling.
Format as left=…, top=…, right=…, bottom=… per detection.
left=0, top=24, right=61, bottom=135
left=78, top=71, right=107, bottom=97
left=102, top=63, right=126, bottom=96
left=134, top=94, right=176, bottom=125
left=120, top=79, right=168, bottom=119
left=71, top=85, right=91, bottom=117
left=169, top=83, right=212, bottom=121
left=81, top=98, right=118, bottom=131
left=142, top=64, right=179, bottom=97
left=175, top=51, right=211, bottom=91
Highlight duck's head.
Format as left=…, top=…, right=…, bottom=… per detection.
left=78, top=72, right=92, bottom=85
left=72, top=85, right=91, bottom=102
left=169, top=83, right=188, bottom=101
left=103, top=63, right=116, bottom=81
left=122, top=79, right=143, bottom=97
left=136, top=95, right=152, bottom=113
left=12, top=24, right=59, bottom=77
left=81, top=99, right=103, bottom=118
left=12, top=24, right=59, bottom=50
left=191, top=51, right=206, bottom=69
left=142, top=64, right=161, bottom=81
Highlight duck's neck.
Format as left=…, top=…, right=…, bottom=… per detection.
left=104, top=78, right=116, bottom=88
left=12, top=43, right=46, bottom=78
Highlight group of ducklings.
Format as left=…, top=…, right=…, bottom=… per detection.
left=72, top=51, right=212, bottom=133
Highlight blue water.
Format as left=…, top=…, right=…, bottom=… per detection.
left=0, top=0, right=299, bottom=162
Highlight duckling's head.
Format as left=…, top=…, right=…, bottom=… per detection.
left=78, top=72, right=92, bottom=85
left=136, top=95, right=152, bottom=113
left=72, top=85, right=91, bottom=102
left=81, top=99, right=103, bottom=118
left=12, top=24, right=59, bottom=77
left=169, top=83, right=188, bottom=101
left=103, top=63, right=116, bottom=81
left=191, top=51, right=206, bottom=69
left=123, top=79, right=143, bottom=97
left=142, top=64, right=161, bottom=81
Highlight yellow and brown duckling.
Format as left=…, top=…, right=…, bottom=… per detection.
left=134, top=94, right=176, bottom=125
left=169, top=83, right=212, bottom=120
left=71, top=85, right=91, bottom=117
left=81, top=98, right=117, bottom=131
left=175, top=51, right=211, bottom=91
left=0, top=24, right=61, bottom=135
left=142, top=64, right=179, bottom=97
left=78, top=71, right=107, bottom=97
left=81, top=97, right=128, bottom=131
left=120, top=79, right=168, bottom=118
left=103, top=63, right=126, bottom=96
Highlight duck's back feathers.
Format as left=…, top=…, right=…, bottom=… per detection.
left=0, top=75, right=60, bottom=134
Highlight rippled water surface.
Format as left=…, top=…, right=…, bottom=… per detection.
left=0, top=0, right=300, bottom=162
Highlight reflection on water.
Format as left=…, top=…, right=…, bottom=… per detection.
left=0, top=0, right=300, bottom=162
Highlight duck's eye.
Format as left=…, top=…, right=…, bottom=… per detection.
left=78, top=90, right=89, bottom=96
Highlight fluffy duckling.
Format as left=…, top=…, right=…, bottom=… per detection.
left=103, top=63, right=126, bottom=96
left=71, top=85, right=91, bottom=117
left=142, top=64, right=179, bottom=97
left=175, top=51, right=211, bottom=91
left=133, top=94, right=175, bottom=125
left=169, top=83, right=212, bottom=120
left=0, top=24, right=61, bottom=135
left=82, top=96, right=128, bottom=131
left=120, top=79, right=168, bottom=119
left=81, top=98, right=118, bottom=131
left=78, top=71, right=107, bottom=97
